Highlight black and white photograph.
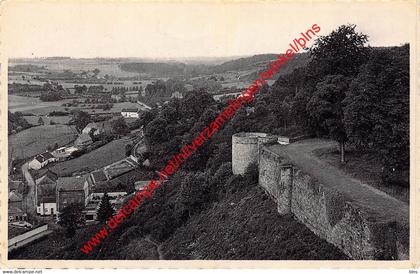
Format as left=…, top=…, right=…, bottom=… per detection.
left=0, top=0, right=416, bottom=268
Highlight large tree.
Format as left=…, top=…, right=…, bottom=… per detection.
left=111, top=117, right=130, bottom=136
left=344, top=45, right=409, bottom=169
left=309, top=24, right=370, bottom=78
left=97, top=193, right=115, bottom=224
left=57, top=203, right=85, bottom=238
left=307, top=75, right=349, bottom=162
left=305, top=24, right=370, bottom=162
left=73, top=110, right=91, bottom=133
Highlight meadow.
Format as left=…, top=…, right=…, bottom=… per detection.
left=50, top=137, right=133, bottom=176
left=9, top=59, right=140, bottom=78
left=9, top=124, right=78, bottom=161
left=9, top=95, right=74, bottom=115
left=23, top=115, right=71, bottom=125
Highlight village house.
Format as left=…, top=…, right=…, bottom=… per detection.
left=74, top=133, right=93, bottom=147
left=56, top=176, right=89, bottom=215
left=9, top=190, right=23, bottom=209
left=37, top=197, right=56, bottom=216
left=28, top=151, right=57, bottom=170
left=8, top=180, right=21, bottom=192
left=35, top=170, right=58, bottom=216
left=8, top=207, right=27, bottom=222
left=8, top=190, right=26, bottom=223
left=121, top=108, right=140, bottom=118
left=171, top=91, right=183, bottom=99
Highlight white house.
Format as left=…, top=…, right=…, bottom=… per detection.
left=121, top=108, right=140, bottom=118
left=28, top=152, right=57, bottom=170
left=37, top=197, right=57, bottom=216
left=171, top=91, right=183, bottom=99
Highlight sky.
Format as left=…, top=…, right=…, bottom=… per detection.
left=1, top=1, right=415, bottom=59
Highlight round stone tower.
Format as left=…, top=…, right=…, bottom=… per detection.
left=232, top=132, right=277, bottom=175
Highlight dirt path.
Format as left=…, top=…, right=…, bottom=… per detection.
left=267, top=139, right=408, bottom=224
left=145, top=235, right=165, bottom=260
left=21, top=162, right=36, bottom=213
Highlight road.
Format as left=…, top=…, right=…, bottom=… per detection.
left=132, top=127, right=146, bottom=159
left=267, top=139, right=409, bottom=225
left=21, top=162, right=36, bottom=213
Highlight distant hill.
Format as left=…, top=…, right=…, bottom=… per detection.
left=242, top=52, right=310, bottom=81
left=211, top=54, right=279, bottom=73
left=118, top=53, right=311, bottom=78
left=119, top=62, right=186, bottom=77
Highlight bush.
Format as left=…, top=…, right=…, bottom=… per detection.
left=49, top=111, right=69, bottom=116
left=70, top=149, right=86, bottom=158
left=243, top=162, right=259, bottom=186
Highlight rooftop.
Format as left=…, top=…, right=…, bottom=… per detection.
left=121, top=108, right=139, bottom=113
left=34, top=169, right=58, bottom=181
left=91, top=170, right=108, bottom=184
left=57, top=176, right=86, bottom=192
left=76, top=133, right=93, bottom=143
left=8, top=206, right=25, bottom=215
left=40, top=196, right=56, bottom=204
left=104, top=157, right=137, bottom=179
left=9, top=191, right=23, bottom=202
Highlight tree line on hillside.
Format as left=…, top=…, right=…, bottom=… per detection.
left=140, top=24, right=408, bottom=185
left=268, top=25, right=409, bottom=175
left=8, top=111, right=32, bottom=134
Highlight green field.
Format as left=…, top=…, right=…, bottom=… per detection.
left=9, top=59, right=140, bottom=78
left=9, top=95, right=74, bottom=115
left=24, top=115, right=71, bottom=125
left=9, top=124, right=78, bottom=161
left=50, top=137, right=132, bottom=176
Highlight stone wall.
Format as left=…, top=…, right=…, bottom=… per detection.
left=232, top=132, right=277, bottom=175
left=258, top=146, right=409, bottom=260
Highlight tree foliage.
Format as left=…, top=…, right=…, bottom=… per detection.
left=111, top=117, right=130, bottom=136
left=97, top=193, right=115, bottom=224
left=72, top=111, right=91, bottom=133
left=309, top=24, right=370, bottom=77
left=57, top=203, right=85, bottom=238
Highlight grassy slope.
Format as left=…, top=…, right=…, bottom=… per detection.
left=162, top=183, right=347, bottom=260
left=8, top=124, right=77, bottom=161
left=50, top=137, right=132, bottom=176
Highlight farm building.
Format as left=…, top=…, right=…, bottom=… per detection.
left=121, top=108, right=140, bottom=118
left=74, top=133, right=93, bottom=147
left=82, top=122, right=112, bottom=136
left=28, top=151, right=57, bottom=170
